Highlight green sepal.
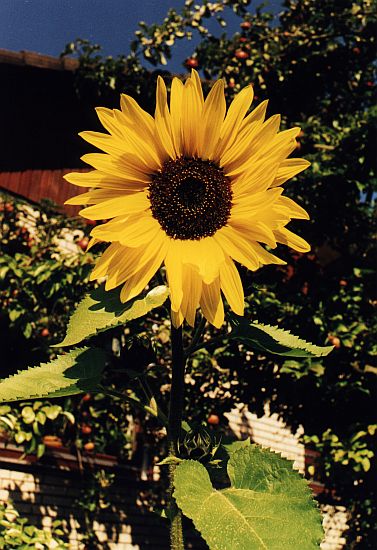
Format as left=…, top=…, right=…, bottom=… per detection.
left=230, top=316, right=333, bottom=358
left=54, top=284, right=169, bottom=347
left=157, top=456, right=183, bottom=466
left=0, top=347, right=106, bottom=403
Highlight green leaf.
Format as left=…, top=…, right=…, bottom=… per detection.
left=54, top=284, right=169, bottom=347
left=174, top=445, right=323, bottom=550
left=0, top=348, right=106, bottom=403
left=15, top=431, right=27, bottom=444
left=21, top=406, right=35, bottom=424
left=230, top=317, right=333, bottom=358
left=222, top=437, right=251, bottom=457
left=9, top=310, right=22, bottom=322
left=42, top=405, right=62, bottom=420
left=37, top=443, right=45, bottom=458
left=62, top=411, right=75, bottom=424
left=35, top=411, right=46, bottom=425
left=0, top=415, right=16, bottom=430
left=23, top=324, right=33, bottom=339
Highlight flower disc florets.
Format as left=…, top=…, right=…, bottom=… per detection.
left=149, top=157, right=232, bottom=240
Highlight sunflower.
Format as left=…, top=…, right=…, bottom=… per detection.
left=65, top=70, right=310, bottom=328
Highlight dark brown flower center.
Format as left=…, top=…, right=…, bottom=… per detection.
left=148, top=158, right=232, bottom=240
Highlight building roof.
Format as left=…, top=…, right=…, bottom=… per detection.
left=0, top=49, right=97, bottom=214
left=0, top=48, right=78, bottom=71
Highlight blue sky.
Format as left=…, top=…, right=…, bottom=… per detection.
left=1, top=0, right=282, bottom=72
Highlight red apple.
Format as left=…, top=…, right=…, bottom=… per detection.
left=185, top=57, right=199, bottom=69
left=328, top=335, right=341, bottom=348
left=235, top=49, right=249, bottom=60
left=81, top=425, right=92, bottom=435
left=78, top=237, right=89, bottom=251
left=207, top=414, right=220, bottom=426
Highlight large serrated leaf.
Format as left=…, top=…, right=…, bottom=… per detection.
left=0, top=348, right=106, bottom=403
left=54, top=285, right=169, bottom=347
left=231, top=316, right=333, bottom=358
left=174, top=445, right=323, bottom=550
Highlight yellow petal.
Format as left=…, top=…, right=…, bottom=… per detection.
left=64, top=170, right=150, bottom=189
left=238, top=99, right=269, bottom=135
left=277, top=196, right=310, bottom=220
left=228, top=218, right=278, bottom=248
left=165, top=241, right=183, bottom=311
left=220, top=258, right=244, bottom=316
left=86, top=237, right=100, bottom=251
left=155, top=76, right=176, bottom=159
left=79, top=131, right=128, bottom=157
left=190, top=69, right=204, bottom=105
left=95, top=107, right=124, bottom=138
left=231, top=188, right=283, bottom=216
left=270, top=158, right=311, bottom=187
left=200, top=278, right=224, bottom=328
left=253, top=127, right=300, bottom=166
left=231, top=158, right=279, bottom=196
left=120, top=238, right=169, bottom=302
left=81, top=153, right=148, bottom=182
left=224, top=114, right=281, bottom=176
left=112, top=110, right=162, bottom=169
left=120, top=94, right=167, bottom=164
left=105, top=246, right=146, bottom=290
left=180, top=265, right=202, bottom=327
left=213, top=226, right=260, bottom=271
left=274, top=227, right=311, bottom=253
left=201, top=80, right=226, bottom=160
left=181, top=77, right=204, bottom=156
left=171, top=308, right=184, bottom=328
left=178, top=238, right=224, bottom=284
left=249, top=243, right=286, bottom=266
left=90, top=242, right=122, bottom=280
left=105, top=231, right=167, bottom=290
left=65, top=188, right=140, bottom=206
left=170, top=77, right=184, bottom=156
left=79, top=191, right=150, bottom=220
left=91, top=214, right=161, bottom=247
left=120, top=94, right=155, bottom=135
left=220, top=100, right=268, bottom=167
left=215, top=85, right=254, bottom=158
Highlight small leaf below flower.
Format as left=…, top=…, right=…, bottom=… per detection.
left=54, top=285, right=169, bottom=347
left=230, top=316, right=333, bottom=358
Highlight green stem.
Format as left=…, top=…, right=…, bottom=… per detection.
left=168, top=323, right=186, bottom=550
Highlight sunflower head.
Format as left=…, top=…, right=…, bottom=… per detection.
left=65, top=70, right=310, bottom=328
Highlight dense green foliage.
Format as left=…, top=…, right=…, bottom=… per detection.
left=0, top=195, right=93, bottom=371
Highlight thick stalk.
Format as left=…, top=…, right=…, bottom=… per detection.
left=168, top=324, right=186, bottom=550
